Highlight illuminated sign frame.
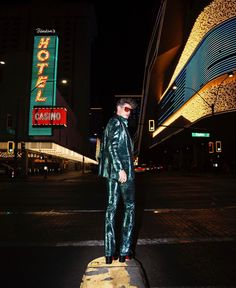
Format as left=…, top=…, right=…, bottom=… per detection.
left=28, top=35, right=59, bottom=136
left=32, top=107, right=67, bottom=127
left=191, top=132, right=210, bottom=138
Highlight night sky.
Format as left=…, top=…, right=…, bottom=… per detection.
left=3, top=0, right=161, bottom=120
left=91, top=1, right=161, bottom=118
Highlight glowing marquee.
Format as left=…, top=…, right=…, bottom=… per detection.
left=28, top=35, right=59, bottom=136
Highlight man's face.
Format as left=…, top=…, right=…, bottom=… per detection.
left=117, top=103, right=133, bottom=119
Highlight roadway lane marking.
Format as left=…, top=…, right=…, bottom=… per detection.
left=1, top=206, right=236, bottom=215
left=0, top=210, right=105, bottom=215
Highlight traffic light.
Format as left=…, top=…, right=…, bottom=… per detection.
left=149, top=120, right=155, bottom=132
left=208, top=141, right=214, bottom=153
left=215, top=141, right=222, bottom=153
left=7, top=141, right=15, bottom=154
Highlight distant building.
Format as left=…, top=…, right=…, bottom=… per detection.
left=0, top=2, right=97, bottom=175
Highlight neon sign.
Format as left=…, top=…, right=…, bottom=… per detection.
left=32, top=107, right=67, bottom=126
left=29, top=35, right=59, bottom=136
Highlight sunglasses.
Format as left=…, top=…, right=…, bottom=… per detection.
left=123, top=106, right=132, bottom=112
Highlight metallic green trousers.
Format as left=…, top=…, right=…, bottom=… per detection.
left=105, top=178, right=135, bottom=256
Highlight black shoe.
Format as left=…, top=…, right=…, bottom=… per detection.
left=119, top=255, right=125, bottom=262
left=105, top=256, right=112, bottom=264
left=119, top=255, right=132, bottom=262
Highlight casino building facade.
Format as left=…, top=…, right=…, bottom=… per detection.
left=137, top=0, right=236, bottom=172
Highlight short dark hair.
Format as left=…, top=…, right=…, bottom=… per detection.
left=116, top=97, right=137, bottom=109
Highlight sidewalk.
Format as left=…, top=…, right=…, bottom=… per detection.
left=28, top=170, right=85, bottom=181
left=2, top=169, right=235, bottom=183
left=2, top=169, right=87, bottom=182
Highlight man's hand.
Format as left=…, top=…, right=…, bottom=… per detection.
left=119, top=169, right=127, bottom=183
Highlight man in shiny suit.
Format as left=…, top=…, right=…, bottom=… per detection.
left=98, top=98, right=137, bottom=264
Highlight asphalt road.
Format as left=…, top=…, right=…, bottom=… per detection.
left=0, top=171, right=235, bottom=287
left=1, top=171, right=236, bottom=211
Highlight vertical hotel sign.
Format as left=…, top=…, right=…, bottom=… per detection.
left=28, top=35, right=59, bottom=136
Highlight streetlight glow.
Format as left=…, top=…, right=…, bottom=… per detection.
left=172, top=71, right=234, bottom=116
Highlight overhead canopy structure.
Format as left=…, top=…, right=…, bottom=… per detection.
left=26, top=142, right=97, bottom=164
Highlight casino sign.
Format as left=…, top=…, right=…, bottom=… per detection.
left=32, top=107, right=67, bottom=126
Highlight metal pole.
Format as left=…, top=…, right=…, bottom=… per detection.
left=13, top=98, right=20, bottom=177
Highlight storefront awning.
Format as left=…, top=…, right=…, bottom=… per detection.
left=26, top=142, right=97, bottom=164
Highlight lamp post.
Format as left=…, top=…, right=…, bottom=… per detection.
left=172, top=71, right=234, bottom=116
left=173, top=83, right=215, bottom=115
left=172, top=84, right=216, bottom=116
left=172, top=72, right=234, bottom=172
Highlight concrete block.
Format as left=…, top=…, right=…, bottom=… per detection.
left=80, top=256, right=148, bottom=287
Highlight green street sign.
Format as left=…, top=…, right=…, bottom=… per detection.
left=192, top=132, right=210, bottom=138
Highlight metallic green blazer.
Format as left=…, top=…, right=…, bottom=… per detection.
left=98, top=115, right=135, bottom=181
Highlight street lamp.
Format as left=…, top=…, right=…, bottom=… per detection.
left=172, top=84, right=214, bottom=115
left=172, top=71, right=234, bottom=116
left=61, top=79, right=68, bottom=84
